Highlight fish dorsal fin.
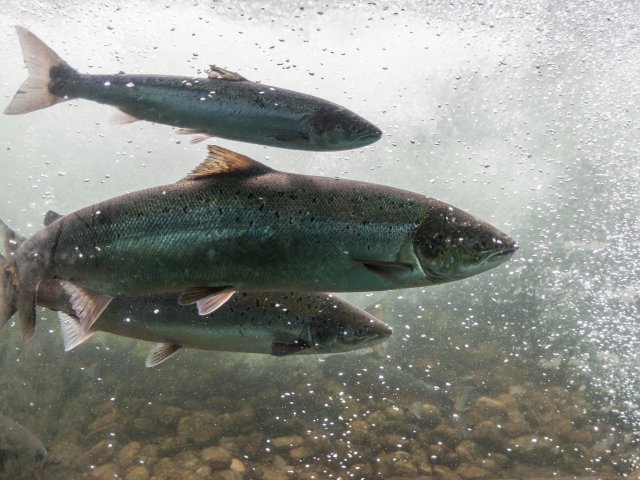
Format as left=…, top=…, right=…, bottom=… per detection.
left=181, top=146, right=272, bottom=181
left=206, top=65, right=246, bottom=81
left=145, top=343, right=182, bottom=367
left=57, top=312, right=95, bottom=351
left=44, top=210, right=64, bottom=226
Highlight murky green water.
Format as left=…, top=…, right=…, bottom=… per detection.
left=1, top=1, right=640, bottom=478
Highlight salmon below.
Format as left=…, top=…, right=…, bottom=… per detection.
left=0, top=146, right=517, bottom=341
left=4, top=27, right=382, bottom=151
left=34, top=281, right=392, bottom=367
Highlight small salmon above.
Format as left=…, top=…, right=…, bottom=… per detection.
left=4, top=27, right=382, bottom=151
left=35, top=281, right=392, bottom=366
left=0, top=146, right=517, bottom=341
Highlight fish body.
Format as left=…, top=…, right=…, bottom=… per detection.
left=0, top=146, right=517, bottom=339
left=5, top=27, right=382, bottom=151
left=0, top=415, right=46, bottom=467
left=36, top=281, right=392, bottom=365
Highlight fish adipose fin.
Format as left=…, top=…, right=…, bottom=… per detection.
left=180, top=145, right=273, bottom=181
left=356, top=259, right=414, bottom=281
left=57, top=312, right=95, bottom=351
left=4, top=26, right=76, bottom=115
left=206, top=65, right=246, bottom=81
left=60, top=281, right=112, bottom=333
left=271, top=339, right=311, bottom=357
left=178, top=286, right=235, bottom=315
left=145, top=343, right=182, bottom=367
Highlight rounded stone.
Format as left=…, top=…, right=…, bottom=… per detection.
left=201, top=446, right=232, bottom=469
left=91, top=463, right=120, bottom=480
left=125, top=465, right=150, bottom=480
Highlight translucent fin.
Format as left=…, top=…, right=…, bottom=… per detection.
left=4, top=26, right=71, bottom=115
left=356, top=259, right=414, bottom=281
left=111, top=110, right=140, bottom=125
left=195, top=289, right=235, bottom=315
left=58, top=311, right=94, bottom=351
left=176, top=128, right=212, bottom=144
left=145, top=343, right=182, bottom=367
left=178, top=286, right=235, bottom=315
left=60, top=281, right=112, bottom=333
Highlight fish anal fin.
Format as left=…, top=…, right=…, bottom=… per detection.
left=58, top=312, right=94, bottom=351
left=271, top=339, right=311, bottom=357
left=145, top=343, right=182, bottom=367
left=356, top=259, right=414, bottom=281
left=43, top=210, right=64, bottom=227
left=60, top=281, right=112, bottom=333
left=206, top=65, right=246, bottom=81
left=180, top=145, right=272, bottom=181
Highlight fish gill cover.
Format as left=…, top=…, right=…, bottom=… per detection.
left=0, top=0, right=639, bottom=479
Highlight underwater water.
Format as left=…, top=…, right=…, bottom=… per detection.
left=1, top=0, right=640, bottom=478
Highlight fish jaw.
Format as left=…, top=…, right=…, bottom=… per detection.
left=413, top=201, right=518, bottom=284
left=311, top=309, right=393, bottom=354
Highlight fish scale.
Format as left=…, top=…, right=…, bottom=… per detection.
left=1, top=145, right=517, bottom=340
left=5, top=27, right=382, bottom=151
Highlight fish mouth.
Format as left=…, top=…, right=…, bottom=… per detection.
left=485, top=241, right=519, bottom=263
left=358, top=129, right=382, bottom=142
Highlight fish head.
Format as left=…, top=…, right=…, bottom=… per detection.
left=311, top=309, right=392, bottom=353
left=307, top=107, right=382, bottom=150
left=413, top=202, right=518, bottom=283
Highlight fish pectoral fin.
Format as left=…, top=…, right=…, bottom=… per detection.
left=60, top=281, right=112, bottom=333
left=180, top=146, right=272, bottom=181
left=176, top=128, right=212, bottom=144
left=57, top=312, right=94, bottom=352
left=271, top=339, right=311, bottom=357
left=145, top=343, right=182, bottom=368
left=206, top=65, right=247, bottom=81
left=271, top=132, right=311, bottom=143
left=111, top=110, right=141, bottom=125
left=356, top=259, right=414, bottom=281
left=179, top=286, right=236, bottom=315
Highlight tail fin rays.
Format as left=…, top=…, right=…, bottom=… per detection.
left=4, top=26, right=70, bottom=115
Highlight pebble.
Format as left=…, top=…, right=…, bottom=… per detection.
left=200, top=446, right=232, bottom=468
left=125, top=465, right=150, bottom=480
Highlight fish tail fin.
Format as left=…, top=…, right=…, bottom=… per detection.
left=4, top=26, right=77, bottom=115
left=0, top=218, right=35, bottom=340
left=58, top=311, right=95, bottom=352
left=0, top=253, right=17, bottom=329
